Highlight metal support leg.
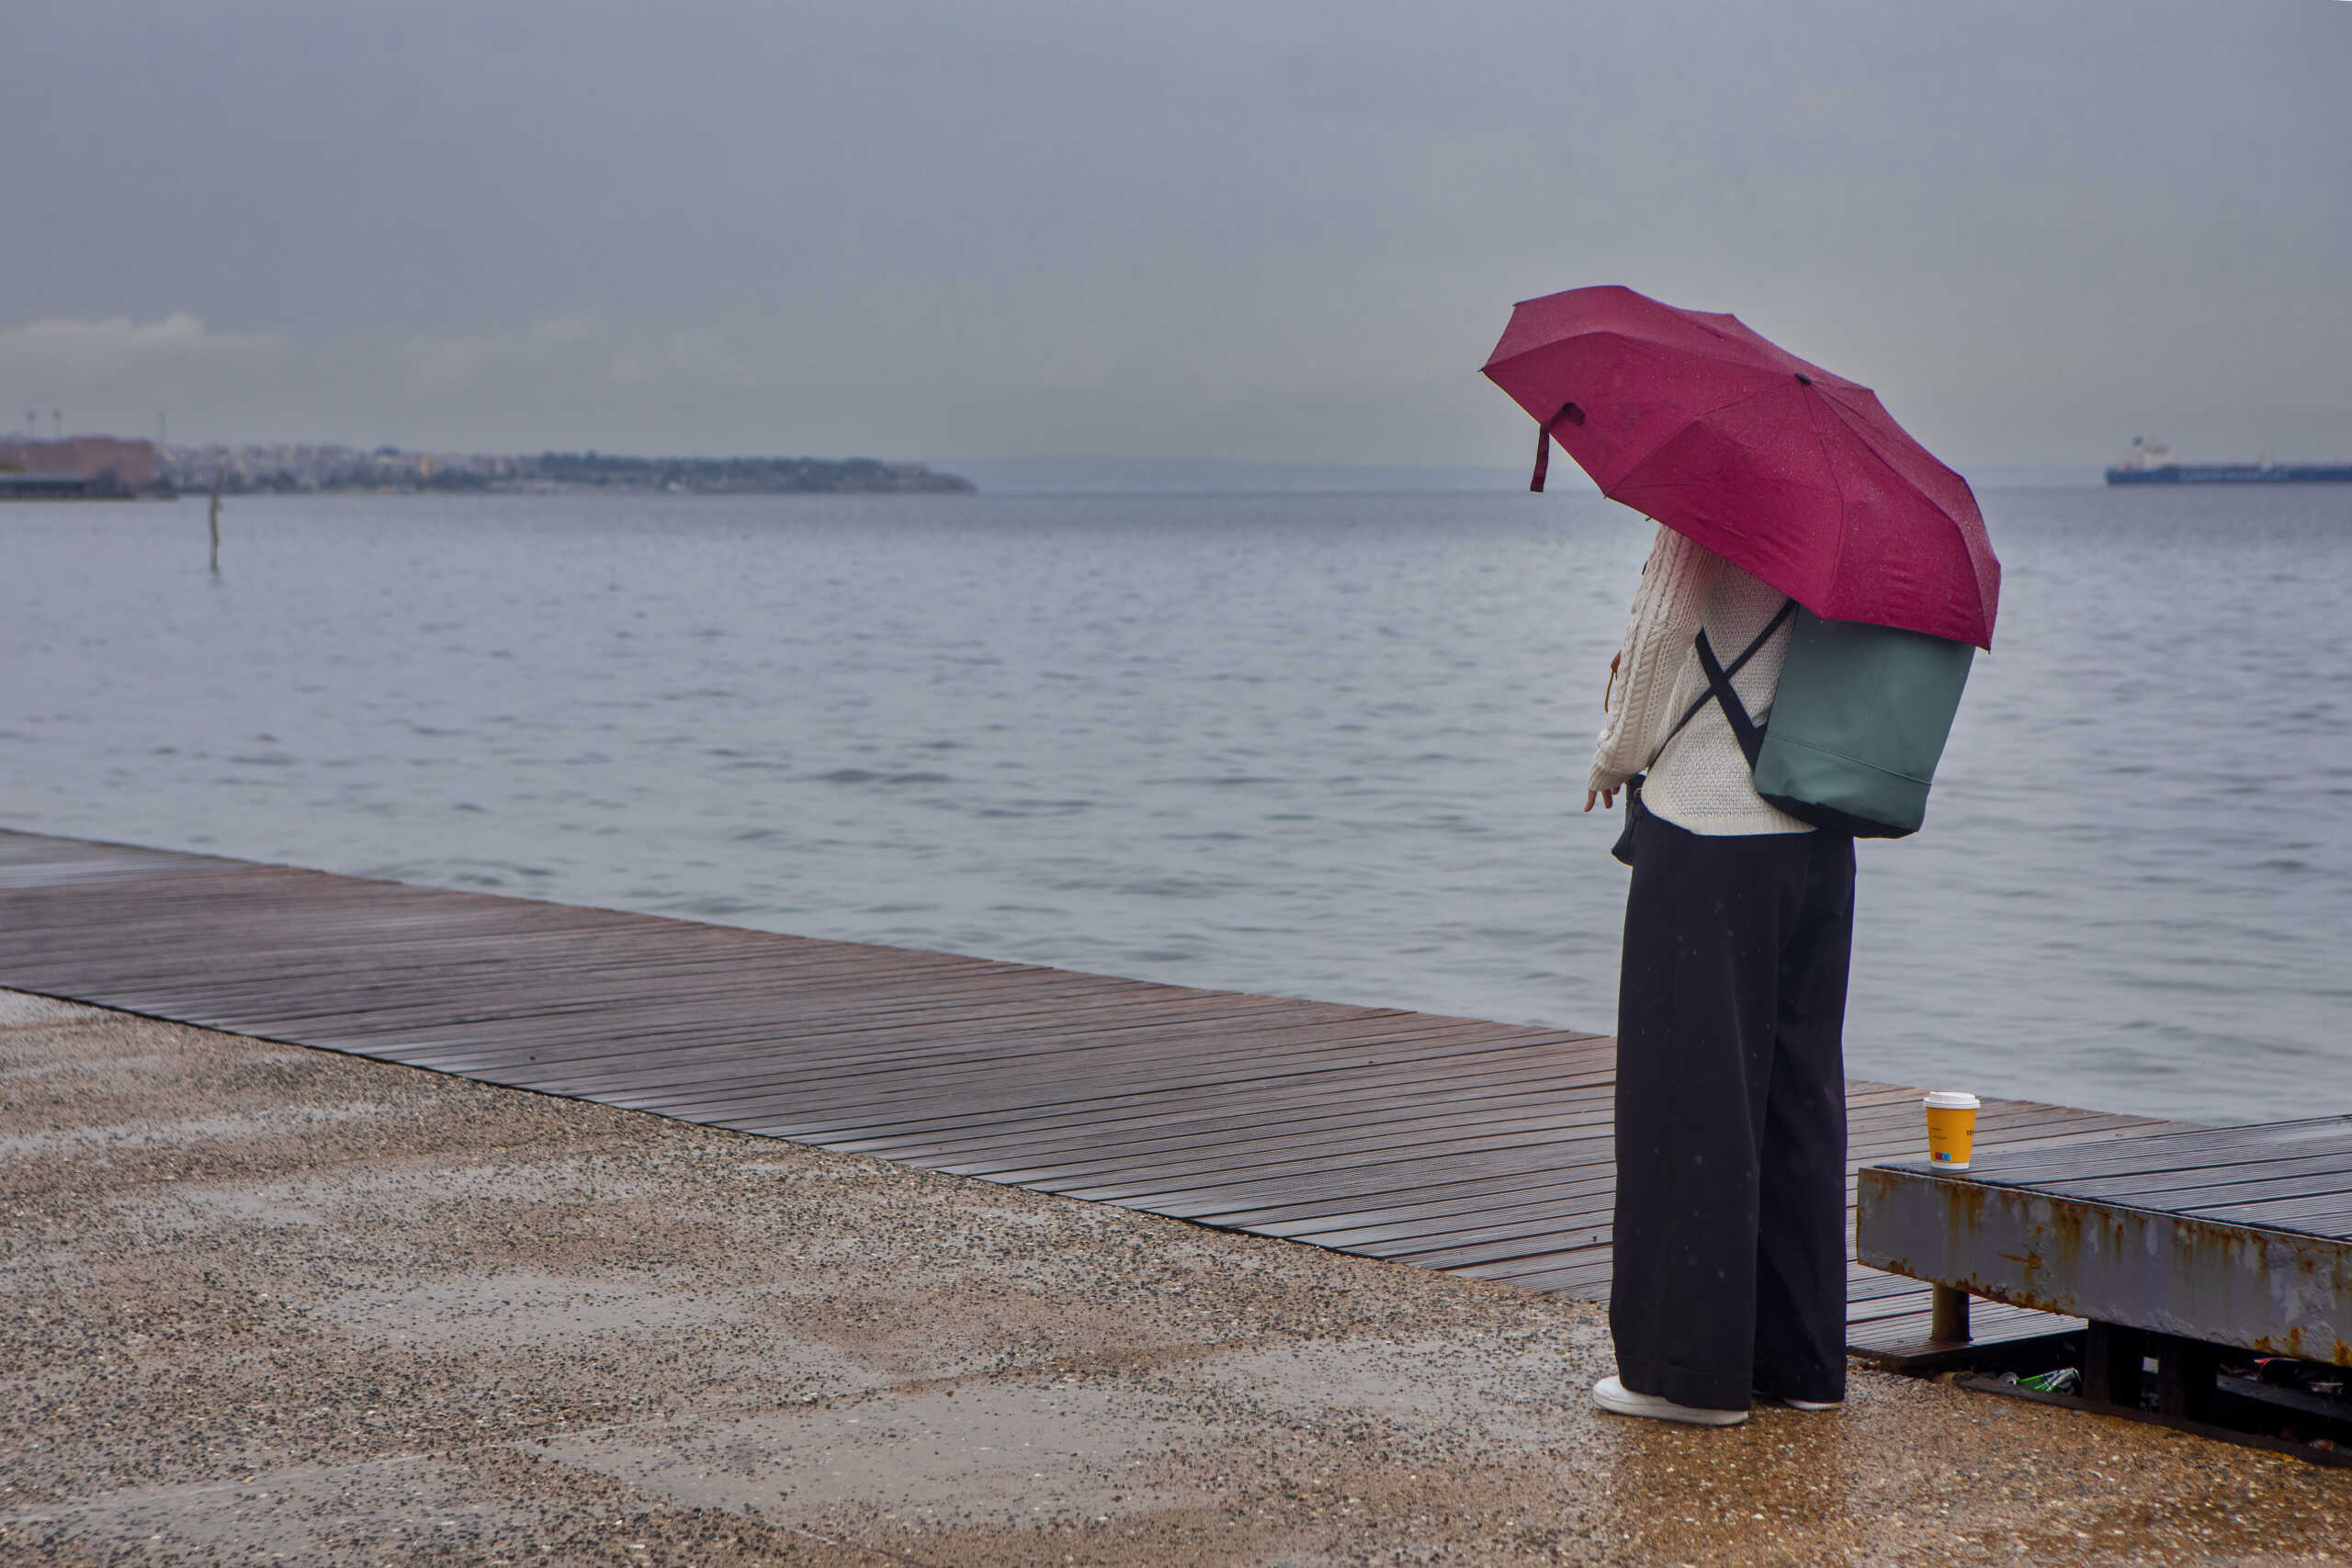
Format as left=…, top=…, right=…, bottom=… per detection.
left=1929, top=1283, right=1972, bottom=1343
left=2083, top=1320, right=2143, bottom=1409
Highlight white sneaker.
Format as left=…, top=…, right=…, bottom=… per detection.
left=1592, top=1375, right=1748, bottom=1427
left=1772, top=1396, right=1840, bottom=1412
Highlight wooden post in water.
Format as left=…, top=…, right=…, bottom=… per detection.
left=208, top=474, right=222, bottom=573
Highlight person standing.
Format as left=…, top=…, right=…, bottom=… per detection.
left=1484, top=285, right=2000, bottom=1424
left=1582, top=522, right=1855, bottom=1427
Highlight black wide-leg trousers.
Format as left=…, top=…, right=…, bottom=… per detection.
left=1609, top=808, right=1856, bottom=1411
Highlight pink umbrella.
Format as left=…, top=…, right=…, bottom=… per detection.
left=1482, top=284, right=2000, bottom=649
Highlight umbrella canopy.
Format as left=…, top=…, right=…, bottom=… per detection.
left=1483, top=285, right=2000, bottom=649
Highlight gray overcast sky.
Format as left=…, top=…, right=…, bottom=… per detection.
left=5, top=0, right=2346, bottom=467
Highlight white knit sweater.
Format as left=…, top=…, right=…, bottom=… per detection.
left=1589, top=525, right=1814, bottom=836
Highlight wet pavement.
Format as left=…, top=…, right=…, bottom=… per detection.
left=3, top=988, right=2343, bottom=1565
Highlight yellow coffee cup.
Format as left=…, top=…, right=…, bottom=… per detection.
left=1923, top=1090, right=1981, bottom=1169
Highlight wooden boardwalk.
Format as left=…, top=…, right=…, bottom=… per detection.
left=0, top=829, right=2182, bottom=1359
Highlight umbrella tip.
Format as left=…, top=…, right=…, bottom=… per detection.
left=1794, top=372, right=1813, bottom=386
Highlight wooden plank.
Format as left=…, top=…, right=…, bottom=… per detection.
left=941, top=1077, right=1624, bottom=1174
left=2173, top=1190, right=2352, bottom=1235
left=514, top=1010, right=1544, bottom=1097
left=382, top=993, right=1474, bottom=1070
left=631, top=1029, right=1588, bottom=1133
left=1953, top=1120, right=2352, bottom=1181
left=840, top=1053, right=1623, bottom=1159
left=2021, top=1149, right=2352, bottom=1205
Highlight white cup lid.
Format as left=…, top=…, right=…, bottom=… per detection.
left=1923, top=1090, right=1981, bottom=1110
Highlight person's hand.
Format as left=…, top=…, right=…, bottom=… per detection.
left=1584, top=787, right=1619, bottom=813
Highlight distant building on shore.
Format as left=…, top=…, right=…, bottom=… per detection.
left=0, top=436, right=162, bottom=491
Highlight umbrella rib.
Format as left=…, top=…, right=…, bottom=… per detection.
left=1811, top=384, right=1968, bottom=489
left=1644, top=310, right=1851, bottom=389
left=1809, top=389, right=1995, bottom=643
left=1485, top=328, right=1818, bottom=385
left=1798, top=384, right=1855, bottom=611
left=1599, top=378, right=1812, bottom=503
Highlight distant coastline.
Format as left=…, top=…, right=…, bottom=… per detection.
left=166, top=446, right=976, bottom=497
left=0, top=435, right=974, bottom=499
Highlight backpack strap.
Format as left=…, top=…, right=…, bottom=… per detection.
left=1655, top=597, right=1797, bottom=771
left=1693, top=627, right=1770, bottom=770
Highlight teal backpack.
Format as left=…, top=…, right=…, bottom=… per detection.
left=1679, top=600, right=1974, bottom=839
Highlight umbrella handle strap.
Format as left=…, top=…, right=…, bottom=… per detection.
left=1529, top=401, right=1586, bottom=492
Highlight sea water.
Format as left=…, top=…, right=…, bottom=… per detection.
left=5, top=484, right=2347, bottom=1123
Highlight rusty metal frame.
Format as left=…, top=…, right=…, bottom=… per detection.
left=1857, top=1164, right=2352, bottom=1369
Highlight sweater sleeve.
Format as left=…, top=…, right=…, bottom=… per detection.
left=1589, top=525, right=1720, bottom=793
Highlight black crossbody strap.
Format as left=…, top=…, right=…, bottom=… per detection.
left=1657, top=597, right=1797, bottom=769
left=1693, top=628, right=1769, bottom=771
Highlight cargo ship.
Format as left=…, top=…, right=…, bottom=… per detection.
left=2107, top=437, right=2352, bottom=485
